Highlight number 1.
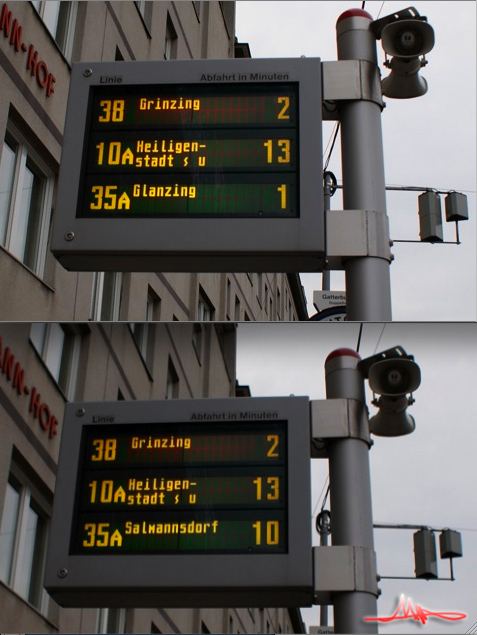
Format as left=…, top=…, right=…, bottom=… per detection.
left=277, top=185, right=287, bottom=210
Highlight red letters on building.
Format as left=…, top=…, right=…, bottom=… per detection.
left=1, top=2, right=57, bottom=98
left=0, top=334, right=60, bottom=441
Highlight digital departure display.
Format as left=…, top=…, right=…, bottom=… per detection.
left=78, top=84, right=298, bottom=218
left=71, top=421, right=288, bottom=555
left=45, top=396, right=313, bottom=607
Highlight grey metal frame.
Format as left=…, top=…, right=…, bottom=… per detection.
left=51, top=58, right=324, bottom=272
left=44, top=396, right=312, bottom=607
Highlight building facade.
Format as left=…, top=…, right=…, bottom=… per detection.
left=0, top=1, right=308, bottom=321
left=0, top=322, right=306, bottom=633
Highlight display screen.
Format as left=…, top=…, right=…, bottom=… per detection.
left=77, top=84, right=299, bottom=218
left=71, top=421, right=288, bottom=555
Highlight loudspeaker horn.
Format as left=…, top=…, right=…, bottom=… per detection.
left=381, top=19, right=435, bottom=57
left=381, top=58, right=429, bottom=98
left=369, top=396, right=416, bottom=437
left=368, top=358, right=421, bottom=396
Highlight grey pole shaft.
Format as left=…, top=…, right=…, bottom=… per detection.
left=337, top=10, right=392, bottom=321
left=317, top=510, right=331, bottom=626
left=325, top=348, right=378, bottom=633
left=322, top=173, right=332, bottom=291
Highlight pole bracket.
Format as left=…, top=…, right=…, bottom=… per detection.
left=310, top=398, right=371, bottom=458
left=325, top=209, right=392, bottom=270
left=322, top=60, right=384, bottom=120
left=313, top=545, right=379, bottom=604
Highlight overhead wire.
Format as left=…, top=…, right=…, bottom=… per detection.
left=312, top=476, right=330, bottom=518
left=323, top=123, right=340, bottom=172
left=373, top=323, right=387, bottom=354
left=356, top=323, right=364, bottom=353
left=376, top=1, right=386, bottom=19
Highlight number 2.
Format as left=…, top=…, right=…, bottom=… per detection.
left=267, top=434, right=279, bottom=457
left=277, top=96, right=290, bottom=120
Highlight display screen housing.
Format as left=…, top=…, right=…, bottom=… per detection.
left=44, top=397, right=312, bottom=608
left=50, top=58, right=324, bottom=272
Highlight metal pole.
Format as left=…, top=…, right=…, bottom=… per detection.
left=325, top=348, right=378, bottom=633
left=316, top=510, right=331, bottom=626
left=322, top=173, right=333, bottom=291
left=337, top=9, right=392, bottom=321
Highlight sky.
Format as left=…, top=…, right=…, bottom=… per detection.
left=236, top=322, right=477, bottom=634
left=235, top=1, right=477, bottom=321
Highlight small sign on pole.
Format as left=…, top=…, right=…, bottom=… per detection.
left=313, top=291, right=347, bottom=321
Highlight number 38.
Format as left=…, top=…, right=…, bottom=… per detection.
left=98, top=99, right=125, bottom=123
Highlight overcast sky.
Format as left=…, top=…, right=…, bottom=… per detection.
left=236, top=322, right=477, bottom=633
left=235, top=1, right=476, bottom=321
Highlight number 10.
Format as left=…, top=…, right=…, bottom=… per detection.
left=252, top=520, right=280, bottom=546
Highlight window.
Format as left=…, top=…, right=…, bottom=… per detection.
left=219, top=1, right=235, bottom=38
left=30, top=323, right=81, bottom=399
left=198, top=287, right=215, bottom=321
left=0, top=131, right=53, bottom=276
left=192, top=323, right=203, bottom=363
left=134, top=0, right=147, bottom=16
left=91, top=272, right=123, bottom=321
left=31, top=1, right=77, bottom=59
left=130, top=290, right=159, bottom=367
left=0, top=462, right=51, bottom=614
left=234, top=295, right=241, bottom=321
left=130, top=322, right=151, bottom=361
left=166, top=358, right=179, bottom=399
left=134, top=1, right=153, bottom=33
left=165, top=14, right=178, bottom=60
left=192, top=2, right=201, bottom=20
left=96, top=607, right=126, bottom=634
left=226, top=278, right=232, bottom=319
left=256, top=273, right=263, bottom=308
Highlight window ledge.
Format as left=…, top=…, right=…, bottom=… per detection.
left=0, top=245, right=56, bottom=293
left=0, top=579, right=58, bottom=630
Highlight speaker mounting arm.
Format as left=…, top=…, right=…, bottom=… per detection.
left=357, top=346, right=414, bottom=379
left=370, top=7, right=428, bottom=40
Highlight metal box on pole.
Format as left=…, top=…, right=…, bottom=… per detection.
left=413, top=529, right=438, bottom=579
left=445, top=192, right=468, bottom=222
left=418, top=191, right=443, bottom=242
left=439, top=529, right=463, bottom=559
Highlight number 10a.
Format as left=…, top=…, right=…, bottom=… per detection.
left=252, top=520, right=280, bottom=546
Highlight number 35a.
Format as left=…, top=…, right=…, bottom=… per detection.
left=90, top=185, right=118, bottom=210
